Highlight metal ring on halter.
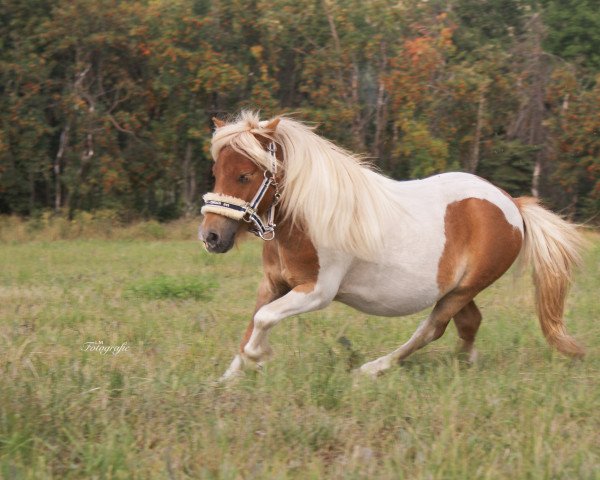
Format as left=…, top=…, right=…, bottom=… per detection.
left=259, top=229, right=276, bottom=241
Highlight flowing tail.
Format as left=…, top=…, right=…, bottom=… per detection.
left=516, top=197, right=585, bottom=358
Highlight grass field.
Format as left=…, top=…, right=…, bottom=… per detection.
left=0, top=225, right=598, bottom=479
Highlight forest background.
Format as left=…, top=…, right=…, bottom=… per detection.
left=1, top=0, right=599, bottom=222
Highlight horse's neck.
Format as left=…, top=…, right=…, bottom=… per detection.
left=272, top=214, right=313, bottom=250
left=261, top=214, right=319, bottom=290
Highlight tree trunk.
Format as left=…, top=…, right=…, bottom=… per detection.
left=374, top=77, right=387, bottom=161
left=29, top=170, right=35, bottom=213
left=531, top=160, right=541, bottom=198
left=468, top=85, right=487, bottom=173
left=373, top=42, right=388, bottom=161
left=182, top=141, right=196, bottom=216
left=350, top=63, right=366, bottom=151
left=54, top=123, right=70, bottom=212
left=322, top=0, right=366, bottom=151
left=508, top=13, right=550, bottom=198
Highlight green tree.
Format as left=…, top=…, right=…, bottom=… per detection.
left=543, top=0, right=600, bottom=73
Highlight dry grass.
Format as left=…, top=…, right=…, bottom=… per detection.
left=0, top=226, right=598, bottom=479
left=0, top=212, right=200, bottom=243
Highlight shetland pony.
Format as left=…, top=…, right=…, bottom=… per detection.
left=199, top=112, right=584, bottom=381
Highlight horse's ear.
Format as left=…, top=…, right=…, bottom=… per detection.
left=264, top=117, right=280, bottom=133
left=213, top=117, right=226, bottom=129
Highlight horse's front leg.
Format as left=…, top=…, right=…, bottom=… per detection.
left=221, top=282, right=335, bottom=381
left=220, top=279, right=283, bottom=382
left=244, top=283, right=332, bottom=360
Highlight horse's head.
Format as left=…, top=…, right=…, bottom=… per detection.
left=199, top=117, right=281, bottom=253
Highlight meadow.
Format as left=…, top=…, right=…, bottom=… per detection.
left=0, top=217, right=598, bottom=479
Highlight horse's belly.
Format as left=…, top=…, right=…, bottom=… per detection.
left=332, top=206, right=446, bottom=317
left=335, top=262, right=441, bottom=317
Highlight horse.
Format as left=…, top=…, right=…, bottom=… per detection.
left=199, top=111, right=585, bottom=381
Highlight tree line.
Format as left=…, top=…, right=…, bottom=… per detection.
left=1, top=0, right=598, bottom=221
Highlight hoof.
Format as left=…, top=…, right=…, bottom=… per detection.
left=218, top=369, right=244, bottom=384
left=218, top=354, right=245, bottom=383
left=467, top=348, right=478, bottom=364
left=356, top=357, right=391, bottom=379
left=457, top=347, right=479, bottom=365
left=456, top=341, right=478, bottom=364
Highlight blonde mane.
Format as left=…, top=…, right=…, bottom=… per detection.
left=211, top=111, right=401, bottom=260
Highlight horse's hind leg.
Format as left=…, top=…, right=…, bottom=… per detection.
left=358, top=290, right=476, bottom=377
left=453, top=300, right=482, bottom=363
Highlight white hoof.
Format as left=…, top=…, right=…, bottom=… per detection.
left=467, top=348, right=478, bottom=364
left=457, top=341, right=479, bottom=364
left=219, top=354, right=246, bottom=383
left=358, top=356, right=391, bottom=378
left=218, top=353, right=267, bottom=383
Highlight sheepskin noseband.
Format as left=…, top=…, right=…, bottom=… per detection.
left=201, top=193, right=250, bottom=221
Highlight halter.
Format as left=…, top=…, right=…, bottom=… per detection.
left=201, top=141, right=280, bottom=240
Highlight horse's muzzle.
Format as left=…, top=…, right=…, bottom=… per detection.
left=199, top=217, right=238, bottom=253
left=204, top=231, right=234, bottom=253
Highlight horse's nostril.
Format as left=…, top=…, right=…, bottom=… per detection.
left=206, top=231, right=219, bottom=246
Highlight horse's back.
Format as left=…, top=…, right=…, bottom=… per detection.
left=390, top=172, right=523, bottom=230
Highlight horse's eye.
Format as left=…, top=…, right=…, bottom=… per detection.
left=238, top=174, right=250, bottom=184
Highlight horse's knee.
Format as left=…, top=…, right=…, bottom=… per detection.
left=429, top=322, right=449, bottom=342
left=253, top=308, right=279, bottom=329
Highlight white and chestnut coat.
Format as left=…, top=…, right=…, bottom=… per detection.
left=199, top=112, right=584, bottom=381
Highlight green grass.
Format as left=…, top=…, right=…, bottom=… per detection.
left=126, top=275, right=216, bottom=301
left=0, top=235, right=599, bottom=479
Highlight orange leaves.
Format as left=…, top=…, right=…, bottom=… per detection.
left=549, top=73, right=600, bottom=202
left=404, top=37, right=435, bottom=64
left=250, top=45, right=264, bottom=59
left=384, top=18, right=454, bottom=114
left=99, top=155, right=127, bottom=194
left=439, top=27, right=455, bottom=51
left=139, top=43, right=151, bottom=56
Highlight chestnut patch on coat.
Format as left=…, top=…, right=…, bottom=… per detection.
left=437, top=198, right=522, bottom=296
left=263, top=219, right=320, bottom=296
left=239, top=219, right=319, bottom=352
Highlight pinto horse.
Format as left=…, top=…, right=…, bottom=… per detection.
left=199, top=111, right=584, bottom=381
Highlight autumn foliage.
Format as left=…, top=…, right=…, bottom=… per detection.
left=0, top=0, right=598, bottom=220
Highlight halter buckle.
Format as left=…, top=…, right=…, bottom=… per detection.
left=241, top=205, right=256, bottom=222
